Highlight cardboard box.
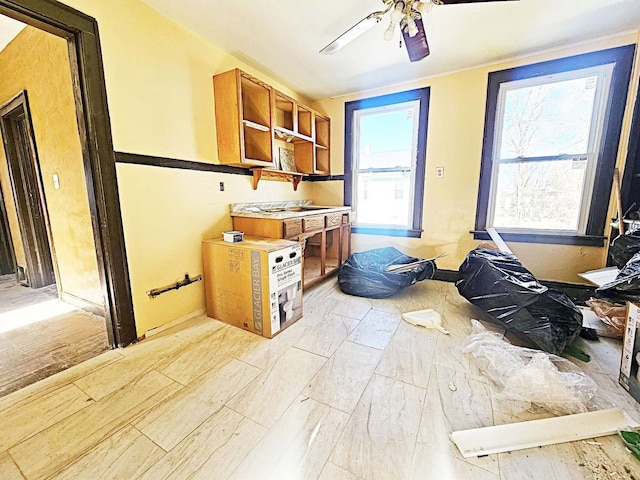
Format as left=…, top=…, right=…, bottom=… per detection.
left=619, top=302, right=640, bottom=403
left=202, top=236, right=302, bottom=338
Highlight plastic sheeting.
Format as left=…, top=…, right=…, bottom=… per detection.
left=456, top=247, right=582, bottom=355
left=463, top=320, right=597, bottom=416
left=337, top=247, right=435, bottom=299
left=609, top=230, right=640, bottom=269
left=597, top=251, right=640, bottom=297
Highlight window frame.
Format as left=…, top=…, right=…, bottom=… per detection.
left=474, top=45, right=635, bottom=246
left=344, top=87, right=430, bottom=238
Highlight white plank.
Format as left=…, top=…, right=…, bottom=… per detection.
left=486, top=228, right=512, bottom=254
left=451, top=408, right=639, bottom=458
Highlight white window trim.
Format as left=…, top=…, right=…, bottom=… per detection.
left=486, top=64, right=614, bottom=236
left=351, top=99, right=421, bottom=229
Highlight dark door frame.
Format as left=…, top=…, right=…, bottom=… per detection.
left=0, top=91, right=56, bottom=288
left=0, top=0, right=136, bottom=347
left=0, top=180, right=16, bottom=276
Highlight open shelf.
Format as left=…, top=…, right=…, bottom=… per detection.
left=241, top=75, right=271, bottom=127
left=315, top=115, right=330, bottom=149
left=275, top=92, right=295, bottom=131
left=298, top=106, right=313, bottom=138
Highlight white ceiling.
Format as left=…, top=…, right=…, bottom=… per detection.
left=0, top=14, right=26, bottom=53
left=139, top=0, right=640, bottom=100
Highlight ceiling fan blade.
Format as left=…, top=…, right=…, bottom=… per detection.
left=434, top=0, right=518, bottom=4
left=320, top=14, right=381, bottom=55
left=402, top=16, right=430, bottom=62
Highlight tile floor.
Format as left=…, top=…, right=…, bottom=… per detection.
left=0, top=278, right=639, bottom=479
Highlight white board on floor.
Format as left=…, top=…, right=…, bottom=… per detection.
left=451, top=408, right=638, bottom=458
left=578, top=267, right=619, bottom=287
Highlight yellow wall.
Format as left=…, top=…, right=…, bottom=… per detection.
left=0, top=27, right=102, bottom=306
left=50, top=0, right=639, bottom=335
left=55, top=0, right=315, bottom=335
left=313, top=33, right=640, bottom=283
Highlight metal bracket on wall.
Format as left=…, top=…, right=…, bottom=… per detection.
left=146, top=273, right=202, bottom=298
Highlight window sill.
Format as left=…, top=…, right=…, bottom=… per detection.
left=353, top=226, right=422, bottom=238
left=471, top=230, right=607, bottom=247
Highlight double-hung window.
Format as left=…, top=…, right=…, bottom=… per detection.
left=345, top=88, right=429, bottom=237
left=475, top=45, right=635, bottom=246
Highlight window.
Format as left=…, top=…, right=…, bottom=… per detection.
left=475, top=45, right=635, bottom=246
left=345, top=88, right=429, bottom=237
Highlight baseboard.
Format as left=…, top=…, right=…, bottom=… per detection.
left=60, top=292, right=105, bottom=317
left=433, top=269, right=459, bottom=283
left=144, top=308, right=207, bottom=338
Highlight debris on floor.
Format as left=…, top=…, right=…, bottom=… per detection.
left=338, top=247, right=435, bottom=299
left=619, top=429, right=640, bottom=461
left=456, top=246, right=583, bottom=355
left=402, top=309, right=449, bottom=334
left=463, top=319, right=596, bottom=416
left=583, top=300, right=625, bottom=338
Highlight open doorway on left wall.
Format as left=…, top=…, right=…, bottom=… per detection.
left=0, top=14, right=109, bottom=397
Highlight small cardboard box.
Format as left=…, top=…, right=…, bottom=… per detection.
left=202, top=236, right=303, bottom=338
left=619, top=302, right=640, bottom=403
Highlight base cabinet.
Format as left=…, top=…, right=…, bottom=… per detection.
left=232, top=211, right=351, bottom=289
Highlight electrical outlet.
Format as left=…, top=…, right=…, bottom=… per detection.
left=436, top=167, right=444, bottom=179
left=219, top=181, right=225, bottom=191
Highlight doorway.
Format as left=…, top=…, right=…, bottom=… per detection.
left=0, top=180, right=14, bottom=275
left=0, top=91, right=55, bottom=289
left=0, top=0, right=136, bottom=348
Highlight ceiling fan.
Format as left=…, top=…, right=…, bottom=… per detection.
left=320, top=0, right=519, bottom=62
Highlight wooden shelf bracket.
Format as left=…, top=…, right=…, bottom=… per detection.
left=251, top=168, right=305, bottom=191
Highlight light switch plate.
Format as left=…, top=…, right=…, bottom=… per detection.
left=53, top=173, right=60, bottom=189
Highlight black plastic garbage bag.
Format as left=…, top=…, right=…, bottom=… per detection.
left=338, top=247, right=435, bottom=299
left=456, top=247, right=582, bottom=355
left=609, top=230, right=640, bottom=269
left=598, top=251, right=640, bottom=297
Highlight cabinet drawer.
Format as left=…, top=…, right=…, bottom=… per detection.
left=326, top=212, right=343, bottom=228
left=283, top=219, right=302, bottom=238
left=303, top=215, right=325, bottom=232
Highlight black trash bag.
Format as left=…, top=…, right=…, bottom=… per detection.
left=597, top=251, right=640, bottom=297
left=609, top=230, right=640, bottom=269
left=338, top=247, right=435, bottom=299
left=456, top=247, right=582, bottom=355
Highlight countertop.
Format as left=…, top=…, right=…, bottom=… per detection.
left=229, top=201, right=350, bottom=219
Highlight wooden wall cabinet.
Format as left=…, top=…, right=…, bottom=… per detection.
left=213, top=68, right=331, bottom=175
left=213, top=69, right=274, bottom=167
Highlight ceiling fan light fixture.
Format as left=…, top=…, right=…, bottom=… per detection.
left=320, top=14, right=381, bottom=54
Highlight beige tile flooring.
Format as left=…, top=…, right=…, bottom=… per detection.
left=1, top=279, right=639, bottom=479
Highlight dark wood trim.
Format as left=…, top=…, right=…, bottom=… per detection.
left=471, top=230, right=607, bottom=247
left=0, top=181, right=16, bottom=275
left=115, top=152, right=347, bottom=183
left=475, top=45, right=636, bottom=242
left=344, top=87, right=430, bottom=234
left=622, top=74, right=640, bottom=214
left=0, top=91, right=56, bottom=288
left=432, top=268, right=595, bottom=305
left=304, top=174, right=345, bottom=182
left=60, top=291, right=105, bottom=317
left=115, top=152, right=252, bottom=176
left=1, top=0, right=137, bottom=347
